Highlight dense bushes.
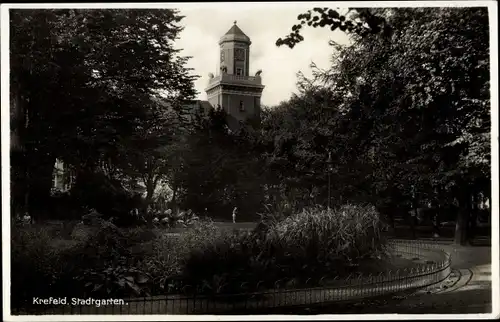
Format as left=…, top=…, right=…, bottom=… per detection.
left=70, top=171, right=143, bottom=226
left=11, top=204, right=389, bottom=309
left=180, top=204, right=389, bottom=295
left=11, top=222, right=146, bottom=310
left=11, top=228, right=80, bottom=309
left=181, top=227, right=262, bottom=294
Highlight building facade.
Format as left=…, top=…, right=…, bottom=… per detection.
left=204, top=21, right=265, bottom=131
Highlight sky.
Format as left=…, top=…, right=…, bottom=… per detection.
left=174, top=3, right=352, bottom=107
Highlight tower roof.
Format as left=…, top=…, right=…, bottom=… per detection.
left=219, top=21, right=251, bottom=45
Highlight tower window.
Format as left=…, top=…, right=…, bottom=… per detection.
left=235, top=48, right=245, bottom=61
left=239, top=100, right=245, bottom=111
left=236, top=68, right=243, bottom=76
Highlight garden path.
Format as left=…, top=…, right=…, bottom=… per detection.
left=286, top=244, right=494, bottom=315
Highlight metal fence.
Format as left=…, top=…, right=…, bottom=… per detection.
left=14, top=239, right=452, bottom=315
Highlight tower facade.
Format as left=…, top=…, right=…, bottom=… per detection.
left=205, top=21, right=265, bottom=130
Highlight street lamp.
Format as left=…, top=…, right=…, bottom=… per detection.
left=327, top=151, right=334, bottom=209
left=410, top=184, right=417, bottom=239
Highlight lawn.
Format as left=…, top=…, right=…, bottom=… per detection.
left=24, top=220, right=257, bottom=252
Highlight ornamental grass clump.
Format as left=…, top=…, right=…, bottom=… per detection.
left=263, top=204, right=389, bottom=278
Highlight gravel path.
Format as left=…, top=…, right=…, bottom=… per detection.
left=284, top=245, right=493, bottom=315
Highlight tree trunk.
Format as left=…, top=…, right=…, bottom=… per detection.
left=433, top=202, right=441, bottom=237
left=469, top=192, right=478, bottom=239
left=143, top=178, right=154, bottom=214
left=384, top=207, right=396, bottom=235
left=10, top=150, right=27, bottom=218
left=171, top=184, right=178, bottom=211
left=145, top=182, right=154, bottom=204
left=455, top=207, right=468, bottom=245
left=10, top=83, right=28, bottom=218
left=454, top=185, right=470, bottom=245
left=410, top=209, right=417, bottom=239
left=26, top=152, right=56, bottom=222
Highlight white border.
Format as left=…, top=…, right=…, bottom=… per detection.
left=489, top=0, right=499, bottom=318
left=1, top=1, right=498, bottom=321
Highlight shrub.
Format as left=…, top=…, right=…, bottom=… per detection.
left=124, top=227, right=159, bottom=244
left=179, top=218, right=221, bottom=250
left=179, top=204, right=389, bottom=295
left=139, top=233, right=184, bottom=294
left=11, top=227, right=74, bottom=310
left=12, top=205, right=389, bottom=304
left=76, top=256, right=151, bottom=298
left=181, top=228, right=262, bottom=294
left=12, top=221, right=160, bottom=307
left=70, top=171, right=142, bottom=225
left=138, top=219, right=234, bottom=295
left=114, top=222, right=217, bottom=296
left=68, top=221, right=145, bottom=297
left=23, top=220, right=149, bottom=300
left=57, top=220, right=80, bottom=239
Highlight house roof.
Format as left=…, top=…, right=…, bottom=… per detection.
left=224, top=23, right=249, bottom=38
left=198, top=100, right=213, bottom=113
left=220, top=22, right=251, bottom=44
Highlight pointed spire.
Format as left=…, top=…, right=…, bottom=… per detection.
left=220, top=21, right=251, bottom=45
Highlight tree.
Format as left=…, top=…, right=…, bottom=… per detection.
left=275, top=7, right=490, bottom=244
left=10, top=9, right=198, bottom=219
left=276, top=8, right=392, bottom=48
left=164, top=106, right=268, bottom=220
left=117, top=97, right=181, bottom=213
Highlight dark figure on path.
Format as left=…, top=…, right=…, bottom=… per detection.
left=432, top=212, right=441, bottom=237
left=232, top=207, right=238, bottom=224
left=429, top=200, right=441, bottom=238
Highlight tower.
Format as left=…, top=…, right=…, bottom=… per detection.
left=205, top=21, right=265, bottom=130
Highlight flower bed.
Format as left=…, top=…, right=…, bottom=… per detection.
left=11, top=204, right=394, bottom=311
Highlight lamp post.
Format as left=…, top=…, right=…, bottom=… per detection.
left=327, top=152, right=333, bottom=209
left=410, top=184, right=417, bottom=239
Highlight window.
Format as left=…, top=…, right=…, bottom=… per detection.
left=220, top=51, right=225, bottom=62
left=239, top=100, right=245, bottom=111
left=235, top=48, right=245, bottom=61
left=236, top=68, right=243, bottom=76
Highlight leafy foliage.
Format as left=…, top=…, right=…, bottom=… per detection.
left=77, top=258, right=151, bottom=298
left=11, top=228, right=69, bottom=308
left=171, top=108, right=267, bottom=220
left=271, top=7, right=490, bottom=243
left=12, top=221, right=158, bottom=310
left=12, top=207, right=386, bottom=306
left=10, top=9, right=197, bottom=219
left=276, top=8, right=392, bottom=48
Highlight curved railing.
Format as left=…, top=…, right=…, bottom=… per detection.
left=31, top=239, right=451, bottom=315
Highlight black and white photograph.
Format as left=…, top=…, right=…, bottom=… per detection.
left=1, top=1, right=498, bottom=319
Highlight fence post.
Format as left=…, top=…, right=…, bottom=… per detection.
left=377, top=272, right=383, bottom=297
left=367, top=274, right=373, bottom=297
left=347, top=273, right=353, bottom=300
left=332, top=276, right=339, bottom=301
